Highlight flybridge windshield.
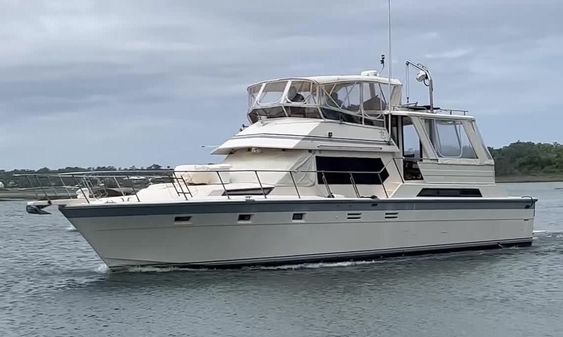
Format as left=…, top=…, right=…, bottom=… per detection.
left=248, top=80, right=319, bottom=108
left=247, top=78, right=396, bottom=127
left=248, top=79, right=392, bottom=110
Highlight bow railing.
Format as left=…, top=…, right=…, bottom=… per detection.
left=17, top=162, right=399, bottom=204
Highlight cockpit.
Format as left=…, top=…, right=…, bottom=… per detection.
left=247, top=74, right=402, bottom=127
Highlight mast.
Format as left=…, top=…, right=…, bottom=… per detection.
left=387, top=0, right=392, bottom=141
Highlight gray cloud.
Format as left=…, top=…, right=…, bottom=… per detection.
left=0, top=0, right=561, bottom=169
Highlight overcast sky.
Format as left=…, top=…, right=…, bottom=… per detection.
left=0, top=0, right=561, bottom=170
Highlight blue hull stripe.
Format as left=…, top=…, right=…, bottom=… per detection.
left=60, top=198, right=535, bottom=218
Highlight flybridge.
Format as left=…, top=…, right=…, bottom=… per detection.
left=246, top=72, right=402, bottom=127
left=245, top=61, right=470, bottom=129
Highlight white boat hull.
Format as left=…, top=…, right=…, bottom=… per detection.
left=60, top=198, right=535, bottom=270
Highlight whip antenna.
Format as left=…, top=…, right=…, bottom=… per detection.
left=386, top=0, right=392, bottom=141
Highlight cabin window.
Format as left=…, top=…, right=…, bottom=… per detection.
left=258, top=81, right=287, bottom=105
left=315, top=156, right=389, bottom=185
left=223, top=188, right=273, bottom=196
left=321, top=108, right=363, bottom=124
left=248, top=107, right=286, bottom=123
left=362, top=82, right=387, bottom=112
left=402, top=117, right=423, bottom=180
left=285, top=107, right=322, bottom=119
left=320, top=83, right=364, bottom=125
left=286, top=81, right=318, bottom=104
left=390, top=116, right=400, bottom=147
left=238, top=214, right=253, bottom=222
left=248, top=80, right=323, bottom=122
left=470, top=121, right=493, bottom=160
left=248, top=107, right=322, bottom=123
left=426, top=119, right=477, bottom=159
left=248, top=85, right=261, bottom=109
left=403, top=118, right=421, bottom=159
left=417, top=188, right=482, bottom=197
left=174, top=216, right=192, bottom=223
left=459, top=126, right=477, bottom=159
left=323, top=83, right=361, bottom=112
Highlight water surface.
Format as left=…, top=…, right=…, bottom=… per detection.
left=1, top=182, right=562, bottom=336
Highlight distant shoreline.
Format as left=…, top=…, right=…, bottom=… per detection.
left=2, top=175, right=561, bottom=200
left=496, top=175, right=563, bottom=183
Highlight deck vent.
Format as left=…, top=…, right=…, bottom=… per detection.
left=384, top=212, right=398, bottom=219
left=347, top=212, right=362, bottom=220
left=292, top=213, right=305, bottom=221
left=174, top=216, right=192, bottom=223
left=238, top=214, right=253, bottom=222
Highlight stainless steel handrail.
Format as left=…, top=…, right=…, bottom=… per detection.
left=18, top=164, right=397, bottom=203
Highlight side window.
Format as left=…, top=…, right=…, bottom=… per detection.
left=434, top=120, right=462, bottom=157
left=315, top=156, right=389, bottom=185
left=323, top=83, right=361, bottom=112
left=470, top=121, right=492, bottom=160
left=362, top=83, right=387, bottom=112
left=248, top=84, right=262, bottom=109
left=402, top=117, right=424, bottom=180
left=258, top=81, right=287, bottom=105
left=403, top=117, right=421, bottom=158
left=460, top=126, right=477, bottom=159
left=428, top=120, right=477, bottom=159
left=287, top=81, right=318, bottom=104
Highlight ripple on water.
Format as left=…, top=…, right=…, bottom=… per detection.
left=65, top=225, right=77, bottom=232
left=1, top=186, right=563, bottom=337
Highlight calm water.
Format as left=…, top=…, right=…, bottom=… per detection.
left=1, top=182, right=562, bottom=337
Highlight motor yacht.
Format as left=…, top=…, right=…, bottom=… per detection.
left=26, top=64, right=536, bottom=270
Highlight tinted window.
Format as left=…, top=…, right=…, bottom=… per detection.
left=321, top=108, right=362, bottom=124
left=223, top=188, right=273, bottom=196
left=417, top=188, right=482, bottom=197
left=316, top=157, right=389, bottom=185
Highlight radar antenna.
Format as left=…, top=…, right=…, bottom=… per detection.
left=405, top=61, right=434, bottom=112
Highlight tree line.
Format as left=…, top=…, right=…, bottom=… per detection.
left=0, top=164, right=166, bottom=188
left=489, top=141, right=563, bottom=177
left=1, top=142, right=562, bottom=188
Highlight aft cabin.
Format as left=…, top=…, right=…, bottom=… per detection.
left=388, top=112, right=495, bottom=192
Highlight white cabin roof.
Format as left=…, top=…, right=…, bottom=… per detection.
left=248, top=74, right=402, bottom=89
left=303, top=75, right=402, bottom=86
left=213, top=118, right=396, bottom=155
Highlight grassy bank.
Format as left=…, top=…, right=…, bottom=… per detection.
left=495, top=175, right=563, bottom=183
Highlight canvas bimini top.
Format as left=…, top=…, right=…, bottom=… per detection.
left=247, top=72, right=402, bottom=127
